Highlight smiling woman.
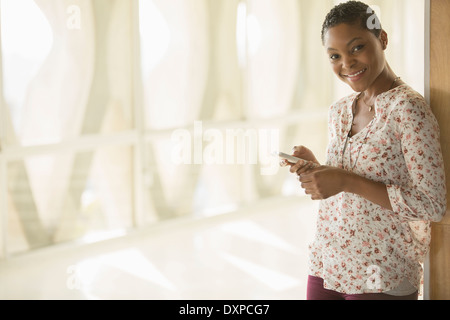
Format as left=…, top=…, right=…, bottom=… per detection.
left=325, top=24, right=395, bottom=98
left=286, top=1, right=446, bottom=300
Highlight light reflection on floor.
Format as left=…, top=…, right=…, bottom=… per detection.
left=0, top=198, right=318, bottom=300
left=219, top=252, right=301, bottom=291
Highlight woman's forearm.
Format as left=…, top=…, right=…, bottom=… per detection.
left=343, top=171, right=393, bottom=211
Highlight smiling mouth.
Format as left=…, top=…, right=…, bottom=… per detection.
left=342, top=68, right=367, bottom=79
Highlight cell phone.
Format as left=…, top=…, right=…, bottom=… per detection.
left=274, top=151, right=318, bottom=167
left=273, top=151, right=307, bottom=163
left=275, top=151, right=303, bottom=163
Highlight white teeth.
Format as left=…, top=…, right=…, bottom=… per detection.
left=346, top=69, right=365, bottom=78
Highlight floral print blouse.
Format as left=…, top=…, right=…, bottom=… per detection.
left=309, top=84, right=447, bottom=294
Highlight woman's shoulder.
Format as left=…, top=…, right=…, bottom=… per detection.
left=329, top=92, right=358, bottom=112
left=382, top=84, right=439, bottom=127
left=333, top=92, right=358, bottom=105
left=381, top=84, right=428, bottom=108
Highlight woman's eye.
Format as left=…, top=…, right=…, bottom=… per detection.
left=352, top=45, right=364, bottom=53
left=330, top=54, right=340, bottom=60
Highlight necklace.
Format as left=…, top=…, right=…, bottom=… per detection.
left=341, top=109, right=375, bottom=170
left=341, top=76, right=401, bottom=170
left=342, top=119, right=375, bottom=170
left=357, top=76, right=401, bottom=112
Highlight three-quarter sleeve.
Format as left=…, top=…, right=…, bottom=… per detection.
left=386, top=96, right=447, bottom=222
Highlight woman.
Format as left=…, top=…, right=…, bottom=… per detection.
left=283, top=1, right=447, bottom=300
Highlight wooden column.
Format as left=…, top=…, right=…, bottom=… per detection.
left=429, top=0, right=450, bottom=300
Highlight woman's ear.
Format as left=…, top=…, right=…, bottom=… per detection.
left=379, top=29, right=388, bottom=50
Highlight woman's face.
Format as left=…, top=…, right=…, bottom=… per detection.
left=323, top=23, right=387, bottom=93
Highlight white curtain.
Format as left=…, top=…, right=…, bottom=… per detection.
left=1, top=0, right=134, bottom=254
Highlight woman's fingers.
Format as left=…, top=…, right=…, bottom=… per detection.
left=291, top=146, right=319, bottom=165
left=289, top=160, right=317, bottom=177
left=298, top=167, right=346, bottom=200
left=279, top=159, right=288, bottom=167
left=292, top=145, right=309, bottom=159
left=289, top=159, right=310, bottom=174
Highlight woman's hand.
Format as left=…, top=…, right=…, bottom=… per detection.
left=280, top=145, right=320, bottom=171
left=292, top=145, right=319, bottom=164
left=298, top=166, right=348, bottom=200
left=296, top=164, right=393, bottom=210
left=281, top=145, right=346, bottom=199
left=283, top=146, right=393, bottom=208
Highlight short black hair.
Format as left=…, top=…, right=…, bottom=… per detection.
left=321, top=1, right=382, bottom=45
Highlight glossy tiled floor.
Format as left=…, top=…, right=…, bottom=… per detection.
left=0, top=197, right=318, bottom=300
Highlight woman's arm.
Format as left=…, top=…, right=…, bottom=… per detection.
left=344, top=171, right=392, bottom=210
left=292, top=96, right=446, bottom=222
left=297, top=166, right=393, bottom=211
left=383, top=98, right=446, bottom=222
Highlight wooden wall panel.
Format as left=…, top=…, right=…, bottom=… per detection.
left=429, top=0, right=450, bottom=300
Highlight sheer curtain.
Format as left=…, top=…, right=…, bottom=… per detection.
left=139, top=0, right=246, bottom=223
left=0, top=0, right=425, bottom=258
left=1, top=0, right=134, bottom=255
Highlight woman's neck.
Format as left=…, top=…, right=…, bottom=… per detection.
left=363, top=64, right=400, bottom=102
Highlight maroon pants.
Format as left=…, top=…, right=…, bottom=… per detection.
left=307, top=276, right=418, bottom=300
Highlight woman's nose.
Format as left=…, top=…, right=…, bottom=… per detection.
left=342, top=55, right=356, bottom=69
